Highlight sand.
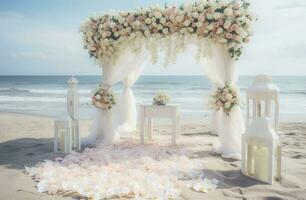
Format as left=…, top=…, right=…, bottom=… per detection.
left=0, top=112, right=306, bottom=200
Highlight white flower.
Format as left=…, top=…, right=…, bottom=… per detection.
left=207, top=24, right=214, bottom=30
left=183, top=20, right=191, bottom=27
left=216, top=28, right=223, bottom=34
left=196, top=22, right=203, bottom=28
left=226, top=94, right=233, bottom=100
left=114, top=32, right=120, bottom=37
left=160, top=17, right=166, bottom=24
left=145, top=18, right=152, bottom=24
left=213, top=13, right=222, bottom=20
left=162, top=28, right=169, bottom=34
left=157, top=24, right=163, bottom=30
left=118, top=17, right=125, bottom=24
left=134, top=20, right=141, bottom=26
left=154, top=12, right=162, bottom=19
left=224, top=8, right=233, bottom=16
left=109, top=22, right=116, bottom=28
left=188, top=27, right=194, bottom=33
left=192, top=12, right=199, bottom=18
left=223, top=20, right=231, bottom=29
left=224, top=102, right=231, bottom=108
left=176, top=15, right=184, bottom=23
left=144, top=30, right=151, bottom=36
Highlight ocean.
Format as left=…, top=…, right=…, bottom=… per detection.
left=0, top=76, right=305, bottom=122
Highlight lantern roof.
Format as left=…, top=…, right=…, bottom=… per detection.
left=247, top=74, right=279, bottom=97
left=244, top=117, right=278, bottom=140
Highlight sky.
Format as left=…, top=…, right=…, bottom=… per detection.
left=0, top=0, right=305, bottom=76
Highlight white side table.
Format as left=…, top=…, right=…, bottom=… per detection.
left=139, top=104, right=180, bottom=145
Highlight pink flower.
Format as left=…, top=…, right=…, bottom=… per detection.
left=213, top=22, right=220, bottom=28
left=192, top=22, right=196, bottom=28
left=225, top=33, right=233, bottom=39
left=234, top=3, right=240, bottom=9
left=92, top=23, right=98, bottom=29
left=218, top=19, right=224, bottom=26
left=244, top=37, right=250, bottom=43
left=231, top=23, right=239, bottom=31
left=198, top=15, right=206, bottom=22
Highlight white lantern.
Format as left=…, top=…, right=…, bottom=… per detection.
left=247, top=75, right=279, bottom=131
left=67, top=76, right=80, bottom=150
left=241, top=117, right=281, bottom=184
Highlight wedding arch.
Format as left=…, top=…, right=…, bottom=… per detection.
left=80, top=0, right=254, bottom=159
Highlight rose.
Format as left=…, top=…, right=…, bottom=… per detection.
left=207, top=24, right=214, bottom=30
left=224, top=8, right=233, bottom=16
left=109, top=22, right=116, bottom=28
left=226, top=93, right=233, bottom=100
left=92, top=23, right=98, bottom=29
left=162, top=28, right=169, bottom=34
left=144, top=29, right=151, bottom=36
left=223, top=20, right=231, bottom=29
left=188, top=27, right=194, bottom=33
left=244, top=37, right=250, bottom=43
left=213, top=13, right=222, bottom=20
left=198, top=15, right=206, bottom=22
left=183, top=20, right=191, bottom=27
left=160, top=17, right=166, bottom=24
left=145, top=18, right=152, bottom=24
left=234, top=34, right=242, bottom=42
left=118, top=17, right=125, bottom=24
left=216, top=28, right=223, bottom=34
left=106, top=31, right=112, bottom=37
left=175, top=15, right=184, bottom=22
left=192, top=12, right=199, bottom=18
left=155, top=12, right=162, bottom=19
left=196, top=22, right=203, bottom=28
left=134, top=20, right=141, bottom=26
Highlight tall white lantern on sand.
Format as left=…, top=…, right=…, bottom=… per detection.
left=246, top=74, right=279, bottom=131
left=241, top=117, right=281, bottom=184
left=67, top=76, right=80, bottom=150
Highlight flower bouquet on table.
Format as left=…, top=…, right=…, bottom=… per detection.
left=153, top=92, right=171, bottom=106
left=209, top=83, right=241, bottom=115
left=92, top=85, right=116, bottom=110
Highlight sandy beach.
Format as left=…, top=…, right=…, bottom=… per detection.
left=0, top=112, right=306, bottom=200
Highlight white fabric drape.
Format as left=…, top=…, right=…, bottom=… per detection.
left=117, top=65, right=145, bottom=133
left=83, top=47, right=149, bottom=145
left=202, top=44, right=245, bottom=159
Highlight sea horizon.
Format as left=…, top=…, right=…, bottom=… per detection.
left=0, top=75, right=305, bottom=122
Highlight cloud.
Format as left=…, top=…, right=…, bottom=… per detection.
left=0, top=11, right=98, bottom=75
left=0, top=0, right=306, bottom=75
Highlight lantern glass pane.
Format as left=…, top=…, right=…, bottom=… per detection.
left=253, top=145, right=269, bottom=182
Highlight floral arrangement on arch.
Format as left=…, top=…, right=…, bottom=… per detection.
left=209, top=83, right=240, bottom=115
left=80, top=0, right=254, bottom=65
left=92, top=85, right=116, bottom=110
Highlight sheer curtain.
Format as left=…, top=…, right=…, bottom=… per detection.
left=83, top=47, right=149, bottom=145
left=202, top=44, right=245, bottom=159
left=117, top=65, right=145, bottom=134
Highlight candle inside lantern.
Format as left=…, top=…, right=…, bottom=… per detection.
left=59, top=129, right=65, bottom=151
left=254, top=146, right=268, bottom=182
